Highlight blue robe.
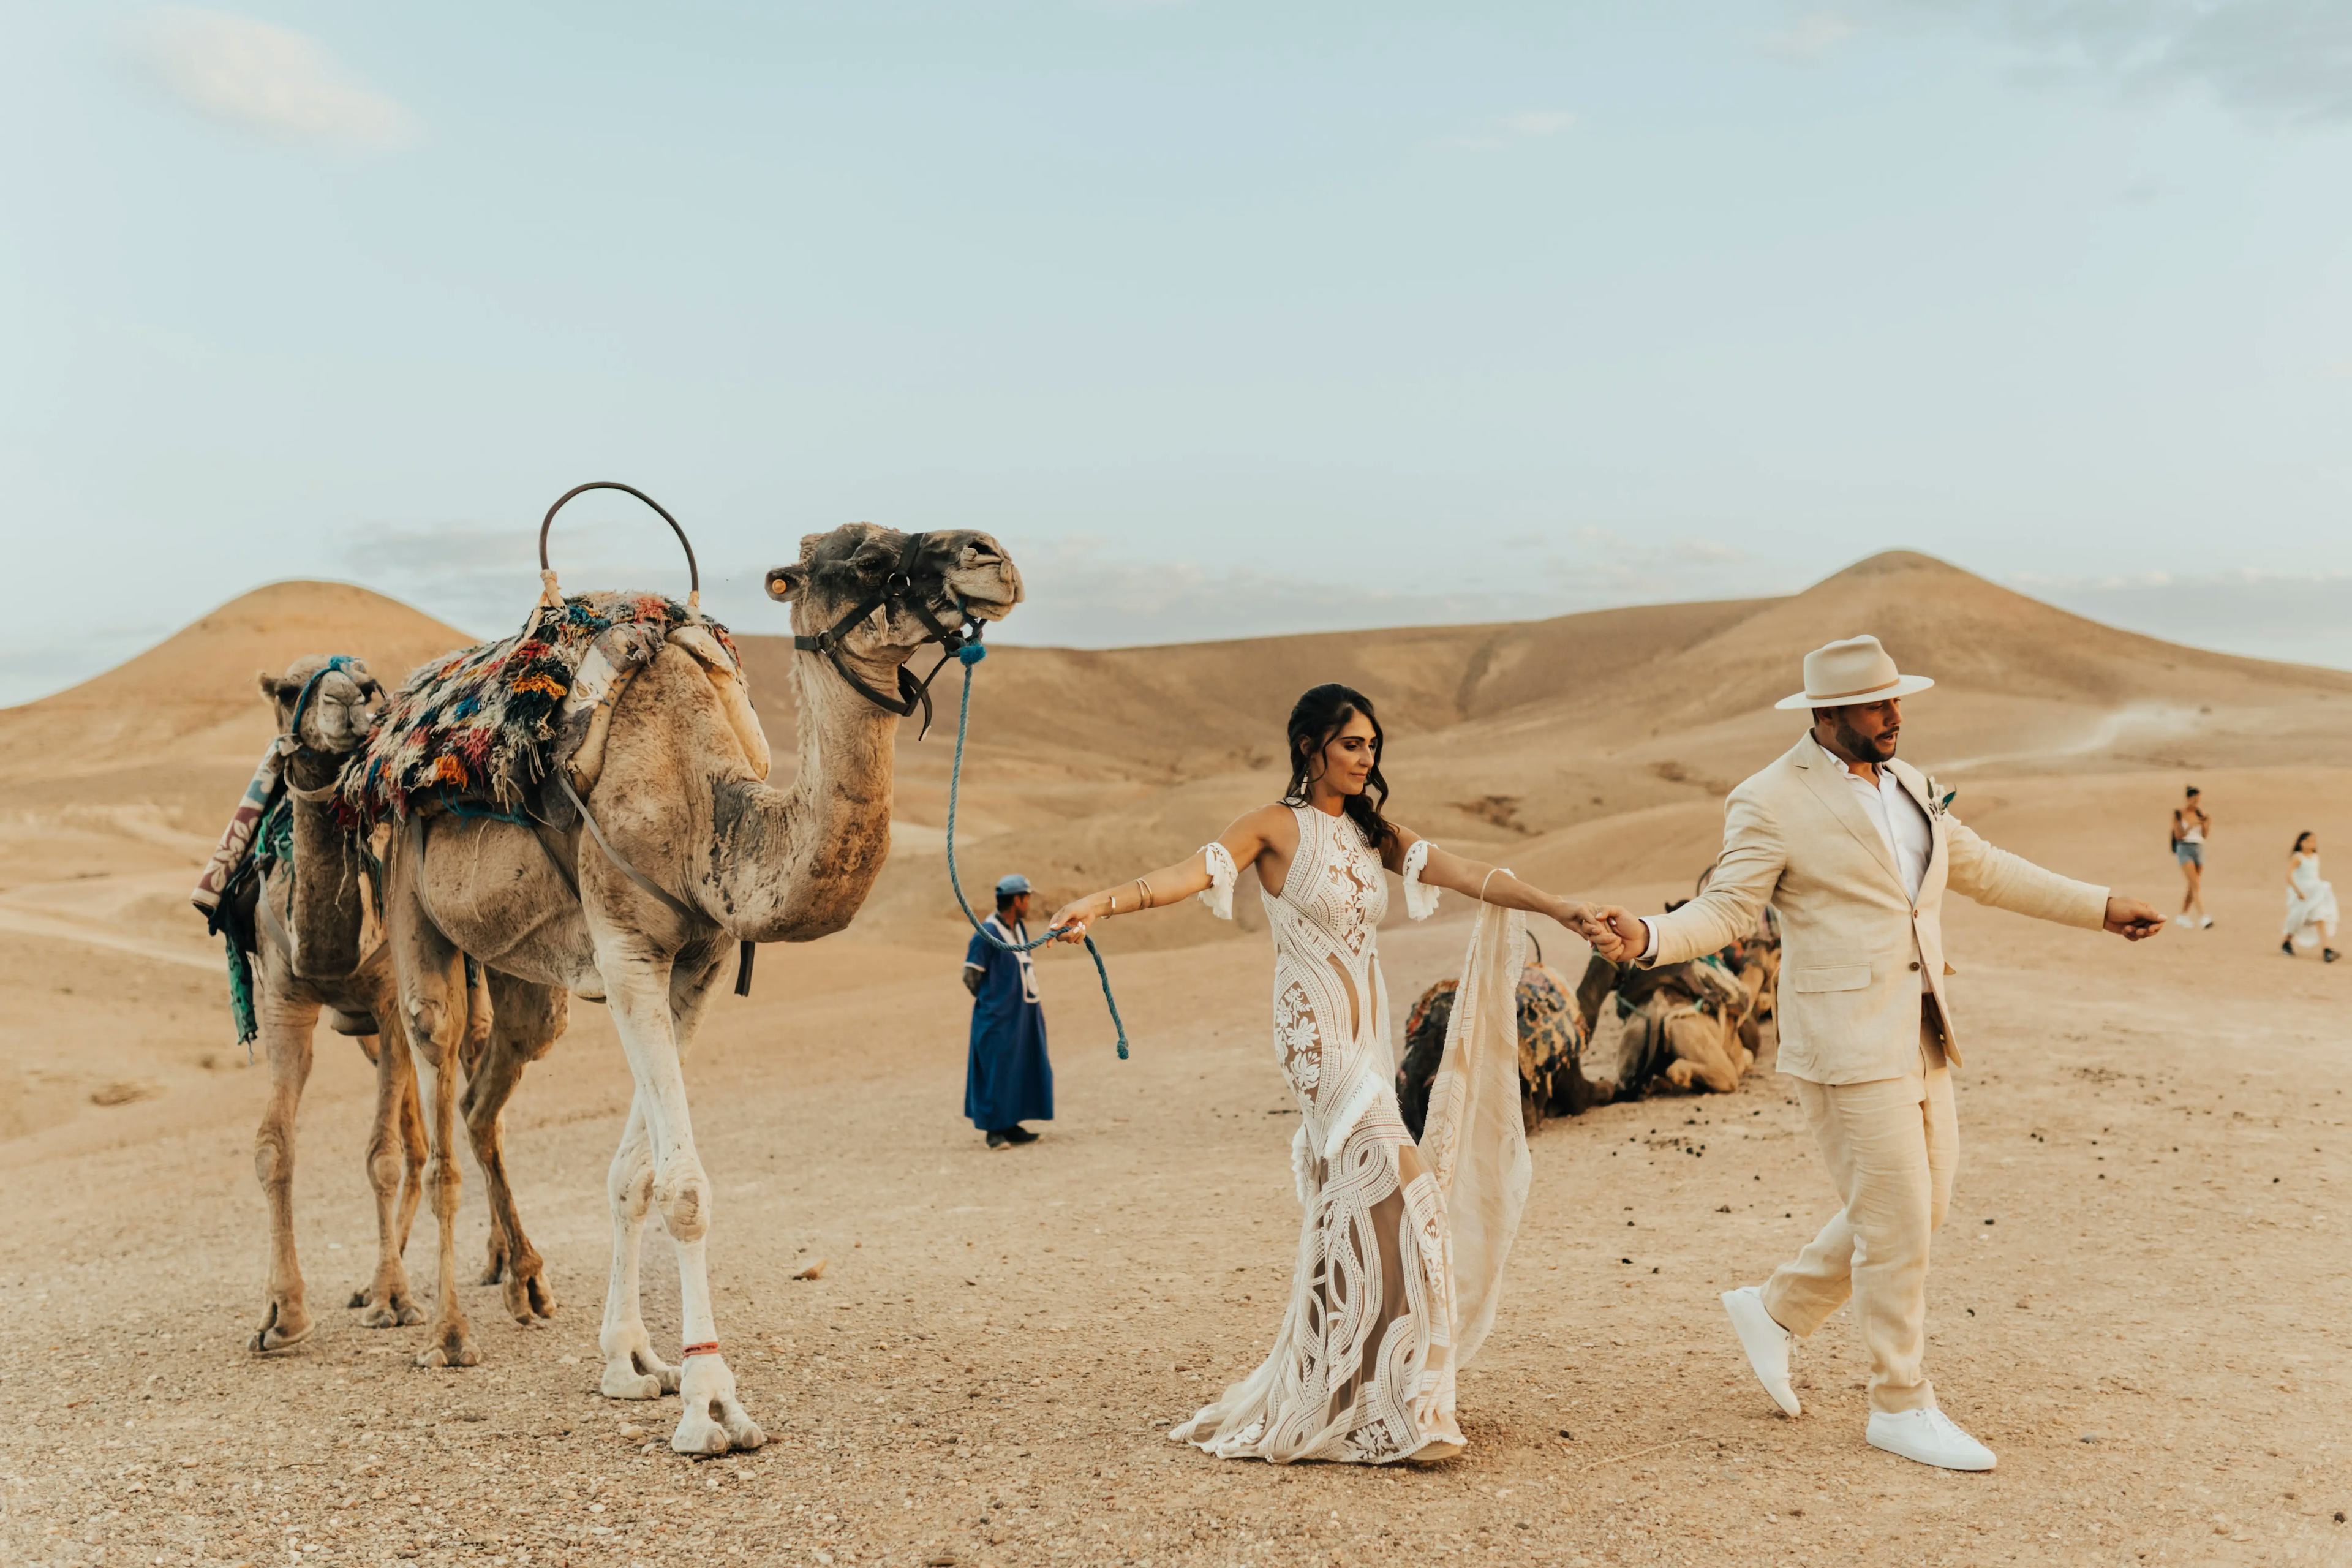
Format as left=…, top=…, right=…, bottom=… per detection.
left=965, top=916, right=1053, bottom=1131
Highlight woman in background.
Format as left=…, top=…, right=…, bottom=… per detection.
left=2282, top=831, right=2338, bottom=963
left=2171, top=785, right=2211, bottom=929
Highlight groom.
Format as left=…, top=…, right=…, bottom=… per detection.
left=1588, top=635, right=2164, bottom=1472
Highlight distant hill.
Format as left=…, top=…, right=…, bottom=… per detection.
left=0, top=581, right=473, bottom=803
left=11, top=552, right=2349, bottom=931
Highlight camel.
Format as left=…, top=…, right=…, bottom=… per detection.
left=375, top=523, right=1022, bottom=1455
left=237, top=657, right=565, bottom=1350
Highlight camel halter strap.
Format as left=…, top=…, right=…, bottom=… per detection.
left=276, top=655, right=386, bottom=801
left=792, top=531, right=983, bottom=740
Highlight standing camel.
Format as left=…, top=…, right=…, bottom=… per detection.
left=377, top=524, right=1022, bottom=1455
left=236, top=657, right=567, bottom=1349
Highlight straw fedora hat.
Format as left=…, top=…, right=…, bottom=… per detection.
left=1774, top=635, right=1936, bottom=711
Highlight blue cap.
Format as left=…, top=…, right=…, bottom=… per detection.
left=994, top=873, right=1033, bottom=897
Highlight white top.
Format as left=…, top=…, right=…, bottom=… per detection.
left=1831, top=753, right=1932, bottom=905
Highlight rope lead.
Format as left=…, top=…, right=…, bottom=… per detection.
left=942, top=641, right=1130, bottom=1060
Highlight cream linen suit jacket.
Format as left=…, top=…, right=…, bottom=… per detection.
left=1643, top=733, right=2109, bottom=1084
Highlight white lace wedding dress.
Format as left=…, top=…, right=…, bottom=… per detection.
left=1174, top=804, right=1531, bottom=1464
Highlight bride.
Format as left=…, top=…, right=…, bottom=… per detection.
left=1049, top=683, right=1603, bottom=1464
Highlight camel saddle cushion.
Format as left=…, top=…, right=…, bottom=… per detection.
left=337, top=592, right=750, bottom=827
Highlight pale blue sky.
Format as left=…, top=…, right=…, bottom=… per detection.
left=4, top=2, right=2349, bottom=701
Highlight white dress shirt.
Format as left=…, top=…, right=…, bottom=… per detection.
left=1638, top=751, right=1933, bottom=971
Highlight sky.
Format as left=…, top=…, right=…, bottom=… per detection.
left=4, top=1, right=2349, bottom=703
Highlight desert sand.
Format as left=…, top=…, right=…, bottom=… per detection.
left=0, top=551, right=2346, bottom=1567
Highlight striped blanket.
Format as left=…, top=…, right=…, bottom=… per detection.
left=337, top=592, right=740, bottom=827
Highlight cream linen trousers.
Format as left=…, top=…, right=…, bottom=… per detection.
left=1761, top=1008, right=1956, bottom=1415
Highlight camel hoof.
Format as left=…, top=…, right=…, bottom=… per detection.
left=669, top=1406, right=742, bottom=1455
left=602, top=1365, right=666, bottom=1401
left=249, top=1303, right=312, bottom=1354
left=356, top=1293, right=426, bottom=1329
left=415, top=1326, right=480, bottom=1369
left=503, top=1269, right=558, bottom=1324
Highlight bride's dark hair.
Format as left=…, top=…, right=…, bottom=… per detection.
left=1282, top=683, right=1397, bottom=854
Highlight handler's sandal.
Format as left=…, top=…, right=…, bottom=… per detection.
left=1866, top=1408, right=1996, bottom=1471
left=1722, top=1286, right=1800, bottom=1416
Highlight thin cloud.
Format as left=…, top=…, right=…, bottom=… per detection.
left=2010, top=567, right=2352, bottom=670
left=132, top=6, right=420, bottom=150
left=1765, top=11, right=1860, bottom=62
left=1434, top=108, right=1577, bottom=153
left=1878, top=0, right=2352, bottom=129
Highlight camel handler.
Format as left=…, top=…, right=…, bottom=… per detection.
left=963, top=874, right=1053, bottom=1151
left=1586, top=635, right=2165, bottom=1473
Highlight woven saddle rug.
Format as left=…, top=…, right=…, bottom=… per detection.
left=337, top=592, right=752, bottom=828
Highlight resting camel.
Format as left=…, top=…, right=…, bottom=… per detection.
left=238, top=657, right=566, bottom=1350
left=378, top=524, right=1022, bottom=1455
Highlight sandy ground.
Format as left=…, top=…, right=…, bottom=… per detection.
left=1, top=761, right=2347, bottom=1568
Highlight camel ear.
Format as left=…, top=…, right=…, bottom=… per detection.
left=257, top=671, right=298, bottom=706
left=765, top=565, right=804, bottom=603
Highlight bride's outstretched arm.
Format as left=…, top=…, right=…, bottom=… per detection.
left=1044, top=805, right=1284, bottom=943
left=1394, top=832, right=1608, bottom=941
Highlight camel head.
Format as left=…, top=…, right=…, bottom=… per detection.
left=257, top=655, right=386, bottom=756
left=763, top=524, right=1023, bottom=682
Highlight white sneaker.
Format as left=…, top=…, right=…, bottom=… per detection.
left=1721, top=1286, right=1800, bottom=1416
left=2199, top=916, right=2214, bottom=929
left=1867, top=1407, right=1996, bottom=1471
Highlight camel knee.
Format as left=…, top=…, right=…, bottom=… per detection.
left=654, top=1166, right=710, bottom=1242
left=254, top=1120, right=295, bottom=1191
left=365, top=1134, right=405, bottom=1199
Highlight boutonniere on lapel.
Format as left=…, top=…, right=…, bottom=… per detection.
left=1923, top=777, right=1958, bottom=820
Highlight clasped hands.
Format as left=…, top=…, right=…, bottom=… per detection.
left=1555, top=902, right=1647, bottom=963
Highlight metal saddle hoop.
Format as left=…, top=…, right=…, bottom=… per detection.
left=537, top=481, right=700, bottom=612
left=793, top=530, right=983, bottom=739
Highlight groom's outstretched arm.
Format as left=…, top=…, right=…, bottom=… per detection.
left=1627, top=786, right=1785, bottom=968
left=1942, top=815, right=2111, bottom=929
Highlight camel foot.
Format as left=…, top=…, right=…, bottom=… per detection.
left=502, top=1264, right=557, bottom=1324
left=248, top=1300, right=313, bottom=1354
left=671, top=1355, right=764, bottom=1454
left=414, top=1321, right=481, bottom=1369
left=350, top=1287, right=427, bottom=1329
left=671, top=1393, right=765, bottom=1455
left=601, top=1346, right=680, bottom=1400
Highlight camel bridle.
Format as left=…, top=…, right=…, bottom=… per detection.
left=278, top=657, right=385, bottom=804
left=791, top=531, right=985, bottom=740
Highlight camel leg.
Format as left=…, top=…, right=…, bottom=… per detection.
left=393, top=1041, right=428, bottom=1254
left=249, top=977, right=320, bottom=1353
left=389, top=870, right=480, bottom=1371
left=463, top=977, right=565, bottom=1323
left=349, top=1028, right=427, bottom=1327
left=597, top=1095, right=676, bottom=1399
left=1662, top=1012, right=1743, bottom=1095
left=597, top=938, right=763, bottom=1452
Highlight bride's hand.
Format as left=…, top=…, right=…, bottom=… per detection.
left=1045, top=896, right=1098, bottom=943
left=1551, top=899, right=1602, bottom=941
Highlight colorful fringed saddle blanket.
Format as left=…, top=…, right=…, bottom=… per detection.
left=337, top=592, right=745, bottom=827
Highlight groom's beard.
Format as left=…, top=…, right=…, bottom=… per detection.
left=1834, top=717, right=1897, bottom=764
